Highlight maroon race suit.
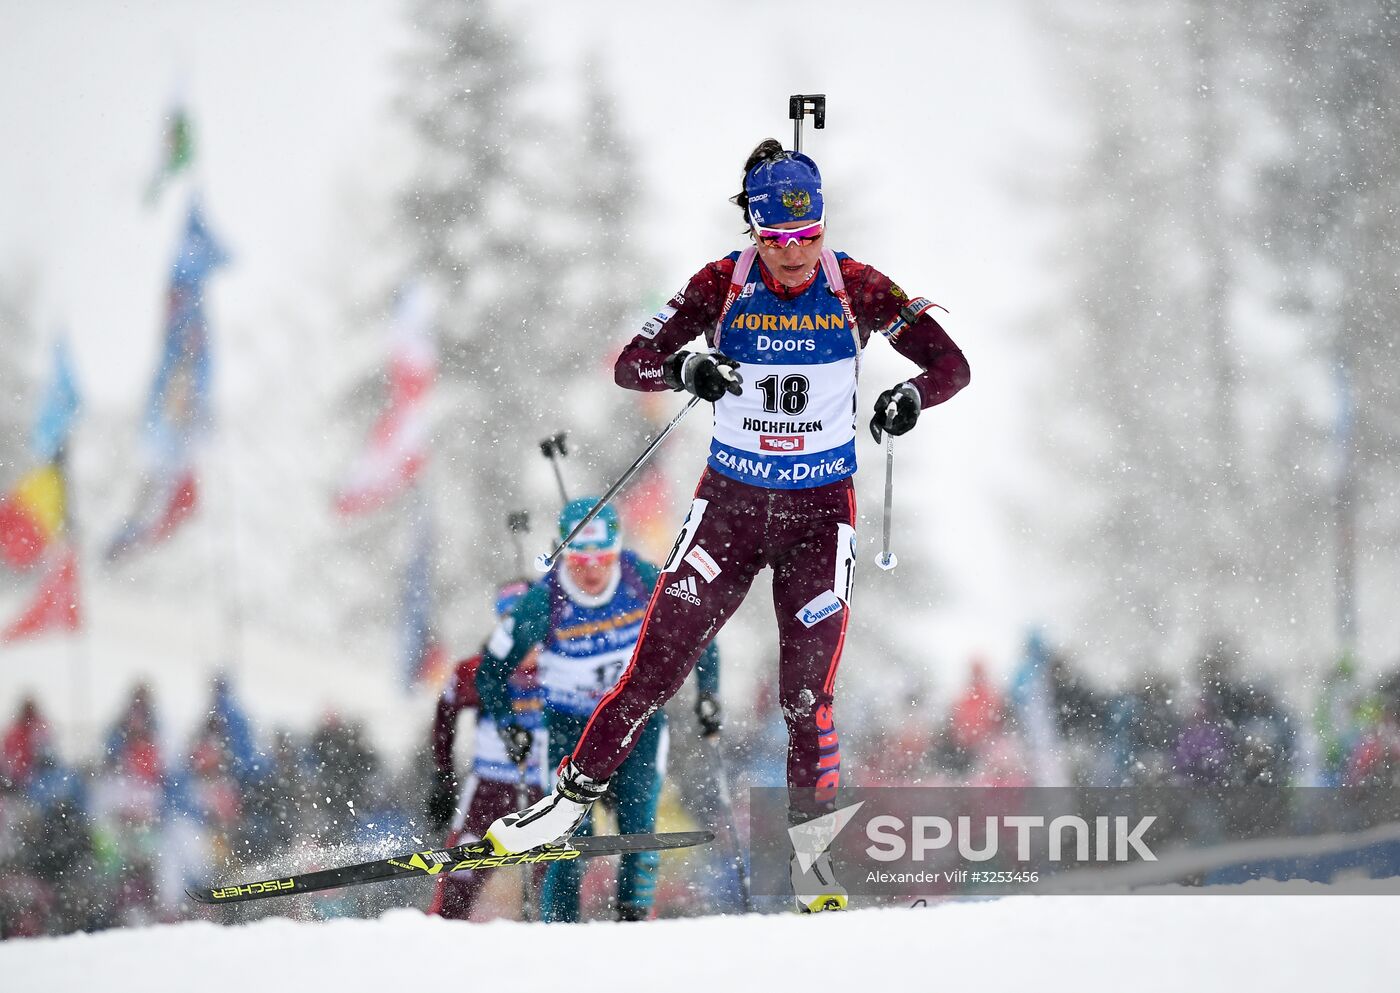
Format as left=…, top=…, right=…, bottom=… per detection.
left=427, top=652, right=545, bottom=919
left=569, top=252, right=969, bottom=814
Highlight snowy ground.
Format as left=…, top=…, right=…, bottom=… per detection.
left=2, top=895, right=1390, bottom=993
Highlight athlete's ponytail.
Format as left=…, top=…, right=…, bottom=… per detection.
left=730, top=138, right=788, bottom=225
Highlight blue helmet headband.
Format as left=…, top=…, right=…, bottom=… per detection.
left=744, top=151, right=824, bottom=228
left=558, top=498, right=622, bottom=555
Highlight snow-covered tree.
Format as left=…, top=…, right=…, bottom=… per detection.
left=1249, top=2, right=1400, bottom=659
left=382, top=0, right=648, bottom=640
left=1026, top=2, right=1400, bottom=677
left=1030, top=4, right=1251, bottom=675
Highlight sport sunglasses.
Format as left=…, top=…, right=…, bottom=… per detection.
left=749, top=211, right=825, bottom=248
left=564, top=548, right=619, bottom=566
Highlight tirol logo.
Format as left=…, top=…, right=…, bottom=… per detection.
left=760, top=435, right=804, bottom=453
left=781, top=188, right=813, bottom=217
left=665, top=575, right=701, bottom=605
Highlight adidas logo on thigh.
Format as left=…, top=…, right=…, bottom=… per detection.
left=665, top=575, right=702, bottom=605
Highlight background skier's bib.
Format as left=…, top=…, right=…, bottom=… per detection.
left=537, top=553, right=651, bottom=716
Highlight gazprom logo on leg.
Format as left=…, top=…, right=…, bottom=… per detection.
left=797, top=590, right=844, bottom=628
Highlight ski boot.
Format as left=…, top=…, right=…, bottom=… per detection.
left=484, top=759, right=608, bottom=855
left=790, top=850, right=849, bottom=913
left=788, top=812, right=849, bottom=913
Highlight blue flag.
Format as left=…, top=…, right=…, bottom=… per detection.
left=107, top=197, right=226, bottom=561
left=142, top=198, right=226, bottom=470
left=31, top=336, right=81, bottom=462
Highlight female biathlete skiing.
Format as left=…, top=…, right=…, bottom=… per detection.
left=487, top=139, right=970, bottom=912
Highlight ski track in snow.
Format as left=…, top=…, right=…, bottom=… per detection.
left=0, top=896, right=1388, bottom=993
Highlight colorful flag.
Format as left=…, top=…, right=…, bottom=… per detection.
left=334, top=283, right=437, bottom=516
left=107, top=199, right=225, bottom=561
left=401, top=512, right=446, bottom=688
left=1, top=338, right=83, bottom=570
left=145, top=103, right=195, bottom=205
left=2, top=545, right=80, bottom=643
left=31, top=337, right=81, bottom=463
left=0, top=466, right=66, bottom=570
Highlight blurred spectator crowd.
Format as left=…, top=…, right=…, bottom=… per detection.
left=721, top=642, right=1400, bottom=795
left=6, top=640, right=1400, bottom=938
left=0, top=677, right=422, bottom=939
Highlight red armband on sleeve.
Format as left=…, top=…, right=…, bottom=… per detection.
left=881, top=297, right=947, bottom=344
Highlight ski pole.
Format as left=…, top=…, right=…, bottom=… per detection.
left=876, top=400, right=899, bottom=571
left=706, top=736, right=752, bottom=913
left=535, top=396, right=702, bottom=572
left=539, top=432, right=570, bottom=506
left=515, top=759, right=536, bottom=922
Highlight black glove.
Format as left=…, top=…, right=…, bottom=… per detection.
left=695, top=692, right=722, bottom=739
left=426, top=768, right=457, bottom=829
left=663, top=350, right=743, bottom=402
left=499, top=723, right=532, bottom=766
left=869, top=383, right=921, bottom=442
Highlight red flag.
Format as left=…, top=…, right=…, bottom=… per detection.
left=105, top=470, right=198, bottom=561
left=149, top=472, right=198, bottom=543
left=3, top=546, right=80, bottom=643
left=335, top=283, right=436, bottom=516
